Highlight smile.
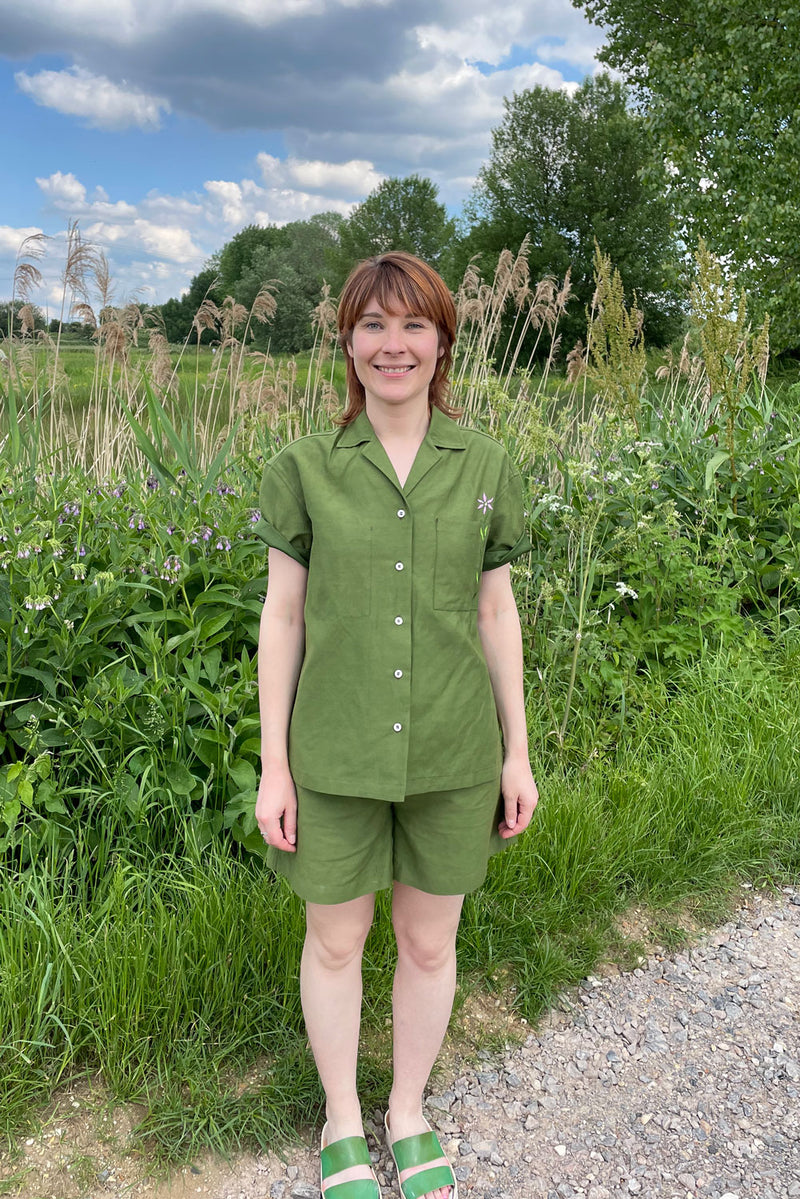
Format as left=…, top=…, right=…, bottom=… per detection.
left=374, top=365, right=415, bottom=375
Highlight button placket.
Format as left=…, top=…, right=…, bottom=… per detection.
left=387, top=497, right=412, bottom=764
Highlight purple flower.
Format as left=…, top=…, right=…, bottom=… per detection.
left=215, top=537, right=231, bottom=551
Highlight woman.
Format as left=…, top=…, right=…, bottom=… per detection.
left=255, top=251, right=538, bottom=1199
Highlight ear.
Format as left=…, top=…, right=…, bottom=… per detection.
left=345, top=339, right=354, bottom=358
left=437, top=343, right=445, bottom=358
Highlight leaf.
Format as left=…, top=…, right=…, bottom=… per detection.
left=704, top=450, right=730, bottom=491
left=228, top=758, right=257, bottom=794
left=165, top=761, right=197, bottom=796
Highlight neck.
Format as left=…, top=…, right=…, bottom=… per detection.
left=365, top=397, right=431, bottom=444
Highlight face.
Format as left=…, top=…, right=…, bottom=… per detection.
left=346, top=297, right=444, bottom=411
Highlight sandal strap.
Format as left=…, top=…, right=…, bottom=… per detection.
left=324, top=1181, right=380, bottom=1199
left=321, top=1135, right=372, bottom=1177
left=391, top=1129, right=444, bottom=1172
left=400, top=1165, right=456, bottom=1199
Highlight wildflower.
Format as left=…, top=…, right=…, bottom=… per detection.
left=615, top=581, right=638, bottom=600
left=65, top=619, right=74, bottom=631
left=249, top=510, right=260, bottom=524
left=146, top=475, right=160, bottom=491
left=159, top=555, right=183, bottom=581
left=166, top=523, right=176, bottom=535
left=70, top=562, right=87, bottom=580
left=128, top=514, right=146, bottom=531
left=23, top=592, right=54, bottom=610
left=92, top=571, right=115, bottom=589
left=215, top=537, right=232, bottom=551
left=16, top=546, right=31, bottom=559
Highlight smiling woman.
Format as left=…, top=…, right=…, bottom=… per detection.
left=254, top=251, right=537, bottom=1199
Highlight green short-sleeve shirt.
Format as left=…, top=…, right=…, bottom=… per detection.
left=254, top=405, right=532, bottom=802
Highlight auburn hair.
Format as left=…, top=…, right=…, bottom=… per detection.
left=335, top=251, right=460, bottom=425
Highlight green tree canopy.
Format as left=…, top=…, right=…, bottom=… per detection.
left=330, top=175, right=456, bottom=286
left=575, top=0, right=800, bottom=351
left=238, top=213, right=343, bottom=352
left=458, top=74, right=682, bottom=349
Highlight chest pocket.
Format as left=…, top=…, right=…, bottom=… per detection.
left=308, top=530, right=371, bottom=619
left=433, top=517, right=483, bottom=610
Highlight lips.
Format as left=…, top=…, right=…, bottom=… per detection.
left=374, top=365, right=415, bottom=375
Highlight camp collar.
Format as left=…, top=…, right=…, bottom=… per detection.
left=335, top=404, right=466, bottom=451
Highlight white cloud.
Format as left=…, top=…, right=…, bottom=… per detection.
left=257, top=154, right=384, bottom=197
left=133, top=221, right=201, bottom=263
left=204, top=174, right=354, bottom=228
left=0, top=225, right=45, bottom=255
left=16, top=66, right=169, bottom=131
left=36, top=171, right=87, bottom=206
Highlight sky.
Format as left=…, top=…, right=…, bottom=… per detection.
left=0, top=0, right=604, bottom=313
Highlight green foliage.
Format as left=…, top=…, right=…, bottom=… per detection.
left=330, top=175, right=456, bottom=286
left=460, top=74, right=682, bottom=352
left=690, top=239, right=771, bottom=502
left=586, top=243, right=648, bottom=431
left=576, top=0, right=800, bottom=351
left=159, top=267, right=221, bottom=345
left=0, top=455, right=270, bottom=866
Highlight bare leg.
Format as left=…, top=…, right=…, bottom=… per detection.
left=387, top=883, right=464, bottom=1199
left=301, top=894, right=376, bottom=1194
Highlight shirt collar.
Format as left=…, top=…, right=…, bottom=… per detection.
left=335, top=405, right=466, bottom=450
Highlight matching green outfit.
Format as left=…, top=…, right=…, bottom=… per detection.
left=255, top=405, right=532, bottom=901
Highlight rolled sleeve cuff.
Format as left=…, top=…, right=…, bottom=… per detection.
left=482, top=529, right=533, bottom=572
left=253, top=518, right=310, bottom=568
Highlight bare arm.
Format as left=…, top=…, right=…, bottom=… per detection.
left=477, top=564, right=539, bottom=838
left=255, top=547, right=308, bottom=852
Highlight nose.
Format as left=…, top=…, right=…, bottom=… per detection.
left=382, top=321, right=406, bottom=354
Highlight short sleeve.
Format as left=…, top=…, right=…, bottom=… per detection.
left=253, top=457, right=312, bottom=568
left=481, top=458, right=532, bottom=571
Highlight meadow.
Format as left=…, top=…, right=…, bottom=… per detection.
left=0, top=242, right=798, bottom=1168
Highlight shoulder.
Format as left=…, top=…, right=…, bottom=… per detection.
left=456, top=424, right=519, bottom=480
left=263, top=430, right=337, bottom=483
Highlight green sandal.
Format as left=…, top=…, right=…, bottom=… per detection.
left=384, top=1113, right=458, bottom=1199
left=320, top=1123, right=381, bottom=1199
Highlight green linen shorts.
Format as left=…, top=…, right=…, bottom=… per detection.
left=267, top=776, right=511, bottom=905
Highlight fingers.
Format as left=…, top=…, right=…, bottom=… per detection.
left=497, top=782, right=539, bottom=838
left=256, top=788, right=298, bottom=853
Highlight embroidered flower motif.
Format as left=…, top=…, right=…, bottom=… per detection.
left=477, top=492, right=494, bottom=514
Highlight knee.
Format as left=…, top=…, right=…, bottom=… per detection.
left=305, top=913, right=372, bottom=972
left=393, top=919, right=458, bottom=973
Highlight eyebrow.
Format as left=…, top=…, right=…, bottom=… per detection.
left=359, top=310, right=427, bottom=320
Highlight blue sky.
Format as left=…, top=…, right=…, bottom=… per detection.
left=0, top=0, right=603, bottom=312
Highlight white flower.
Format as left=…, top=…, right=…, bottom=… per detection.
left=615, top=581, right=639, bottom=600
left=477, top=493, right=494, bottom=514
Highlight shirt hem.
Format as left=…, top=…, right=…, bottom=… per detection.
left=291, top=765, right=502, bottom=803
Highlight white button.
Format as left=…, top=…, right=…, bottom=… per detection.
left=397, top=509, right=406, bottom=518
left=394, top=616, right=403, bottom=625
left=394, top=669, right=403, bottom=678
left=393, top=723, right=403, bottom=732
left=395, top=561, right=404, bottom=571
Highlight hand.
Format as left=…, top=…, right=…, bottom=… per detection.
left=497, top=754, right=539, bottom=839
left=255, top=764, right=298, bottom=852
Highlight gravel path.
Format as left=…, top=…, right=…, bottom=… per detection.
left=6, top=885, right=799, bottom=1199
left=149, top=883, right=800, bottom=1199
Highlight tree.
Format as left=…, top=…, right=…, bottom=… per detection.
left=217, top=225, right=289, bottom=300
left=158, top=266, right=220, bottom=344
left=574, top=0, right=800, bottom=351
left=459, top=74, right=682, bottom=350
left=330, top=175, right=456, bottom=285
left=235, top=213, right=343, bottom=352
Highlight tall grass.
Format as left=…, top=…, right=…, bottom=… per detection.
left=1, top=642, right=798, bottom=1153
